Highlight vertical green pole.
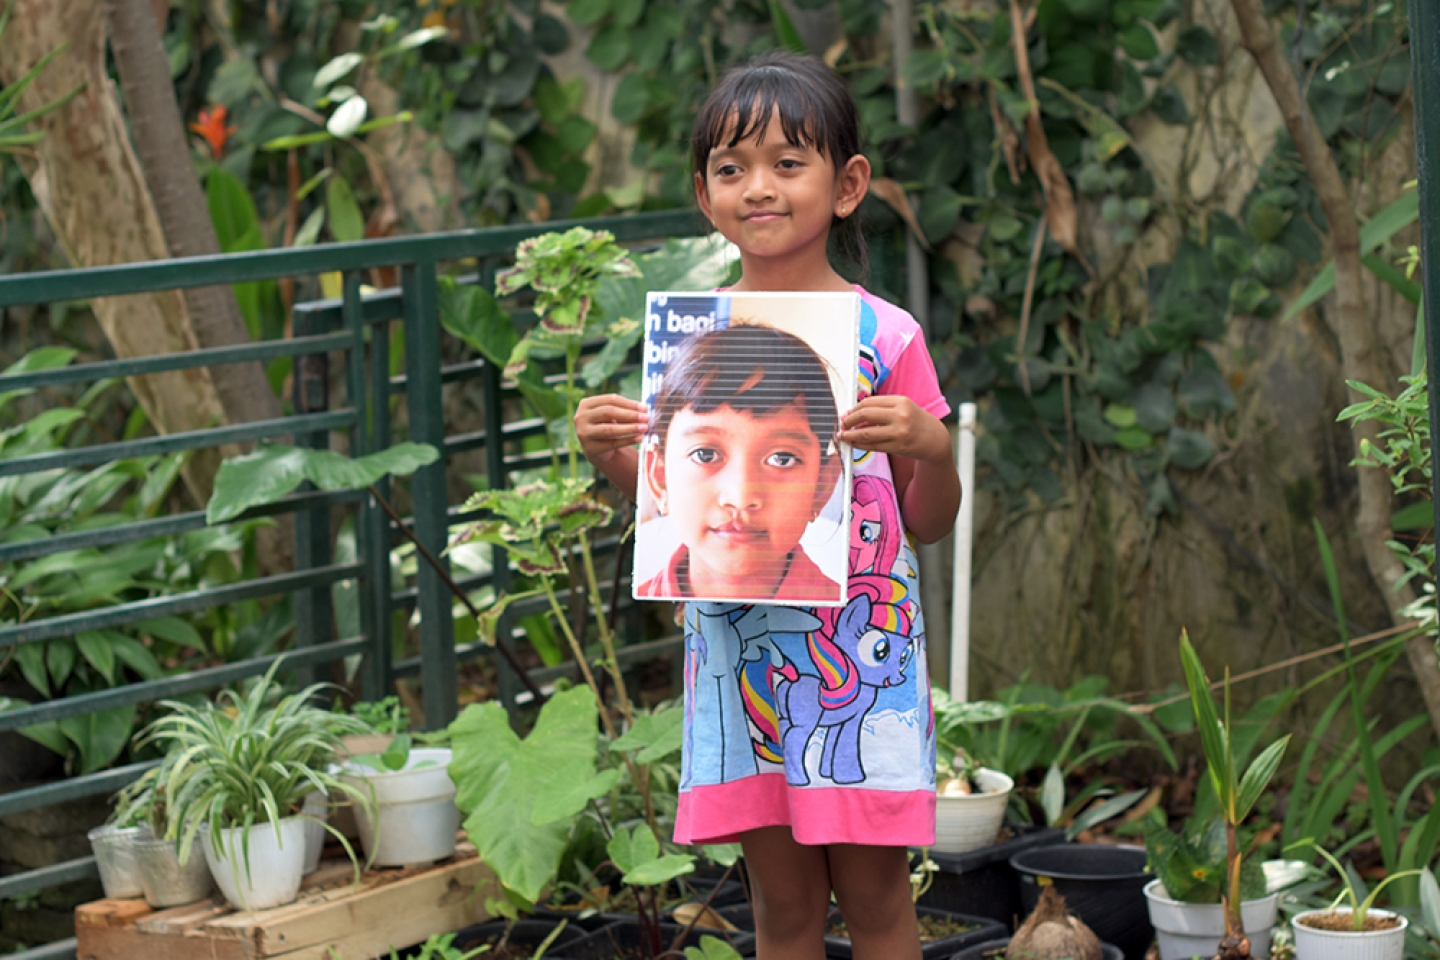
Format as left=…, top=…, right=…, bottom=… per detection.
left=369, top=319, right=396, bottom=702
left=402, top=259, right=457, bottom=728
left=479, top=261, right=521, bottom=719
left=292, top=303, right=334, bottom=688
left=1413, top=0, right=1440, bottom=569
left=343, top=273, right=388, bottom=703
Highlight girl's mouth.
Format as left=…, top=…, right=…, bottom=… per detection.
left=711, top=521, right=764, bottom=541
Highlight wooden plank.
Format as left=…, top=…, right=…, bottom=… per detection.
left=75, top=846, right=498, bottom=960
left=76, top=900, right=153, bottom=929
left=256, top=857, right=499, bottom=960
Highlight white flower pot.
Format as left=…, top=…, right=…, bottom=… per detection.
left=1292, top=909, right=1408, bottom=960
left=340, top=747, right=458, bottom=867
left=1144, top=879, right=1280, bottom=960
left=203, top=816, right=308, bottom=912
left=933, top=768, right=1013, bottom=854
left=301, top=791, right=328, bottom=875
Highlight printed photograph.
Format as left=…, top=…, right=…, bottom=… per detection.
left=633, top=291, right=860, bottom=606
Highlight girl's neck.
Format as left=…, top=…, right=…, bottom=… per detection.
left=727, top=248, right=856, bottom=293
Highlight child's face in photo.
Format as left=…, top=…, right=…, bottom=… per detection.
left=648, top=396, right=838, bottom=591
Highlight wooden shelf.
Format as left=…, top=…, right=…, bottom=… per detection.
left=76, top=844, right=496, bottom=960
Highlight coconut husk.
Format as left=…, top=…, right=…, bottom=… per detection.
left=1298, top=911, right=1402, bottom=932
left=1006, top=885, right=1103, bottom=960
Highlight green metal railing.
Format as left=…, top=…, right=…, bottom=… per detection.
left=0, top=209, right=704, bottom=960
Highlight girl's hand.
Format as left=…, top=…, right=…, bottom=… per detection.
left=838, top=396, right=951, bottom=465
left=575, top=394, right=649, bottom=462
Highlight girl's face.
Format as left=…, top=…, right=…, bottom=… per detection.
left=695, top=112, right=857, bottom=266
left=646, top=395, right=839, bottom=592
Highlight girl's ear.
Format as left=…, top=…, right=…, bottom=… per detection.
left=834, top=153, right=872, bottom=220
left=644, top=442, right=669, bottom=515
left=695, top=171, right=714, bottom=226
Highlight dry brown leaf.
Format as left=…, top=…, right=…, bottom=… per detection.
left=1007, top=0, right=1093, bottom=276
left=989, top=88, right=1022, bottom=185
left=824, top=37, right=848, bottom=68
left=868, top=178, right=932, bottom=251
left=672, top=903, right=737, bottom=931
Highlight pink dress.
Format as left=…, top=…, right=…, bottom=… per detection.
left=673, top=287, right=949, bottom=847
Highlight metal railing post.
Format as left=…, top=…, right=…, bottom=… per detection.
left=401, top=259, right=457, bottom=727
left=292, top=304, right=335, bottom=686
left=1413, top=0, right=1440, bottom=580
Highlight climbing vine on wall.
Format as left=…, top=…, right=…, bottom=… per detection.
left=138, top=0, right=1413, bottom=512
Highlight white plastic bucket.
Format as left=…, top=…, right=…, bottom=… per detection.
left=933, top=768, right=1013, bottom=854
left=340, top=747, right=458, bottom=867
left=1292, top=909, right=1408, bottom=960
left=1144, top=879, right=1279, bottom=960
left=203, top=816, right=308, bottom=912
left=301, top=791, right=327, bottom=875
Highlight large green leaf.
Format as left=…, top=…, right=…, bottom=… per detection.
left=207, top=168, right=260, bottom=252
left=207, top=442, right=439, bottom=523
left=59, top=703, right=136, bottom=774
left=610, top=706, right=683, bottom=763
left=607, top=824, right=695, bottom=886
left=1235, top=735, right=1288, bottom=821
left=438, top=279, right=518, bottom=368
left=448, top=686, right=606, bottom=901
left=1284, top=189, right=1420, bottom=319
left=1179, top=632, right=1233, bottom=812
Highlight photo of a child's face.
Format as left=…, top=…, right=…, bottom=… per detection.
left=633, top=292, right=860, bottom=606
left=648, top=394, right=839, bottom=596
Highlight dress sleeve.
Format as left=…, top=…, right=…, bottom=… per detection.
left=878, top=329, right=951, bottom=420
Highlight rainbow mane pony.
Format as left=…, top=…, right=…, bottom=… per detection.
left=808, top=575, right=913, bottom=710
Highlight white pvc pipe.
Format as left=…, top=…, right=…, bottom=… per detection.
left=949, top=403, right=977, bottom=701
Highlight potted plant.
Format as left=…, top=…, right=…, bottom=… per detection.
left=1141, top=816, right=1281, bottom=960
left=338, top=730, right=459, bottom=867
left=111, top=760, right=214, bottom=908
left=934, top=744, right=1014, bottom=855
left=86, top=819, right=147, bottom=900
left=139, top=662, right=375, bottom=911
left=1139, top=631, right=1289, bottom=960
left=1287, top=841, right=1423, bottom=960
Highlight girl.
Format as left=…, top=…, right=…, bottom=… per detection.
left=575, top=51, right=961, bottom=960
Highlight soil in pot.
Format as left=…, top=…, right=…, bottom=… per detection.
left=825, top=908, right=1003, bottom=960
left=1297, top=912, right=1404, bottom=932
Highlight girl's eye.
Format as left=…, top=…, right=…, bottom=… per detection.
left=688, top=448, right=721, bottom=465
left=714, top=163, right=740, bottom=177
left=765, top=452, right=800, bottom=468
left=777, top=158, right=802, bottom=170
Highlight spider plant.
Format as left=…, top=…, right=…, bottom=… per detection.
left=135, top=662, right=378, bottom=886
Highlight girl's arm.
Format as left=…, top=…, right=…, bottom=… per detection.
left=838, top=396, right=960, bottom=543
left=574, top=394, right=647, bottom=501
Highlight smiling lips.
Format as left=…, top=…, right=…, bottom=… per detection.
left=744, top=210, right=786, bottom=221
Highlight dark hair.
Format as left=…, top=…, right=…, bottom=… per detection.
left=648, top=324, right=839, bottom=457
left=690, top=51, right=868, bottom=279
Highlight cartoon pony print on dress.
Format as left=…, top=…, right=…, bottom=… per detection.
left=852, top=346, right=880, bottom=468
left=851, top=476, right=902, bottom=577
left=752, top=575, right=914, bottom=786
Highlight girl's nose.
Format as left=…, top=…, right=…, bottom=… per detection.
left=741, top=169, right=776, bottom=203
left=716, top=463, right=762, bottom=511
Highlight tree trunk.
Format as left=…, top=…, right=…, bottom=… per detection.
left=1228, top=0, right=1440, bottom=738
left=101, top=0, right=282, bottom=428
left=0, top=0, right=228, bottom=503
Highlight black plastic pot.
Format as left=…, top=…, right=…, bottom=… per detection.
left=713, top=902, right=1005, bottom=960
left=437, top=919, right=588, bottom=958
left=555, top=918, right=756, bottom=959
left=951, top=936, right=1125, bottom=960
left=1009, top=844, right=1152, bottom=960
left=914, top=825, right=1065, bottom=929
left=824, top=906, right=1006, bottom=960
